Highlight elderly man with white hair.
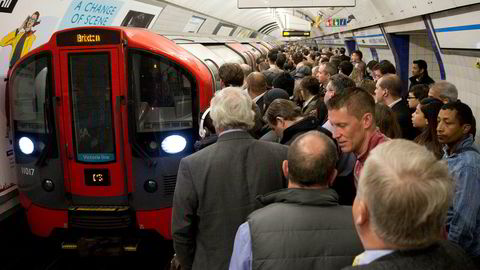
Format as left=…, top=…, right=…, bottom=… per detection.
left=172, top=87, right=288, bottom=270
left=428, top=81, right=458, bottom=104
left=342, top=140, right=476, bottom=270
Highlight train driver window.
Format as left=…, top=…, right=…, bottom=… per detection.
left=10, top=54, right=57, bottom=163
left=129, top=50, right=195, bottom=134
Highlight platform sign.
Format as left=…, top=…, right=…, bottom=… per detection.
left=283, top=30, right=310, bottom=37
left=353, top=27, right=387, bottom=46
left=238, top=0, right=355, bottom=8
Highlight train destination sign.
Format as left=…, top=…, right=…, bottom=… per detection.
left=57, top=29, right=121, bottom=46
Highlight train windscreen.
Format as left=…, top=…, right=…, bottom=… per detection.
left=129, top=51, right=193, bottom=133
left=68, top=53, right=115, bottom=163
left=10, top=54, right=57, bottom=163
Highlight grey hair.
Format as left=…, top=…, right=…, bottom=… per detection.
left=209, top=87, right=255, bottom=131
left=432, top=81, right=458, bottom=102
left=329, top=73, right=356, bottom=95
left=357, top=139, right=453, bottom=248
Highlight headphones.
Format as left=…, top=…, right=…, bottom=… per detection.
left=199, top=107, right=211, bottom=138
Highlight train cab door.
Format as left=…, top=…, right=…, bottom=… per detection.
left=58, top=48, right=128, bottom=205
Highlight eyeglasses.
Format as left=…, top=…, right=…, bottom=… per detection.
left=407, top=96, right=416, bottom=100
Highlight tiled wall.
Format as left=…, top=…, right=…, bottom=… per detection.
left=357, top=46, right=374, bottom=63
left=356, top=46, right=396, bottom=67
left=442, top=53, right=480, bottom=143
left=375, top=47, right=396, bottom=67
left=408, top=33, right=441, bottom=82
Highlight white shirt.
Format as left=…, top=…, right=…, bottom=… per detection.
left=352, top=250, right=394, bottom=266
left=252, top=91, right=266, bottom=103
left=388, top=98, right=402, bottom=108
left=302, top=95, right=316, bottom=109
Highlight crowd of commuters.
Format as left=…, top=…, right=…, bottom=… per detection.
left=172, top=45, right=480, bottom=270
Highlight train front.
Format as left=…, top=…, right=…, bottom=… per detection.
left=7, top=27, right=213, bottom=243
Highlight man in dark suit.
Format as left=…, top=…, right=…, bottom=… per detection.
left=375, top=74, right=417, bottom=140
left=246, top=72, right=268, bottom=114
left=299, top=76, right=321, bottom=116
left=172, top=87, right=288, bottom=270
left=342, top=140, right=476, bottom=270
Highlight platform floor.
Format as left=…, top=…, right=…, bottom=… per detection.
left=0, top=209, right=174, bottom=270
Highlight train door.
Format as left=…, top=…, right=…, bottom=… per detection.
left=58, top=48, right=127, bottom=204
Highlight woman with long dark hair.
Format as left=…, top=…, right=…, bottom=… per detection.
left=412, top=98, right=444, bottom=159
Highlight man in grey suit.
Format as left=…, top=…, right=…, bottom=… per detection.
left=172, top=87, right=288, bottom=270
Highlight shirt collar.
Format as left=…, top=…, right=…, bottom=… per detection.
left=252, top=91, right=266, bottom=103
left=353, top=250, right=394, bottom=266
left=357, top=130, right=388, bottom=162
left=443, top=134, right=475, bottom=157
left=303, top=95, right=316, bottom=109
left=353, top=249, right=394, bottom=266
left=388, top=98, right=402, bottom=108
left=219, top=129, right=244, bottom=137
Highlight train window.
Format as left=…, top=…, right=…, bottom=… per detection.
left=204, top=59, right=221, bottom=92
left=68, top=53, right=115, bottom=163
left=128, top=50, right=196, bottom=156
left=130, top=51, right=193, bottom=132
left=177, top=44, right=223, bottom=92
left=10, top=54, right=58, bottom=162
left=204, top=45, right=244, bottom=65
left=245, top=44, right=262, bottom=58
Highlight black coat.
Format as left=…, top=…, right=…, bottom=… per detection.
left=342, top=240, right=476, bottom=270
left=172, top=131, right=288, bottom=270
left=409, top=74, right=435, bottom=89
left=249, top=188, right=363, bottom=270
left=280, top=116, right=332, bottom=145
left=391, top=99, right=417, bottom=140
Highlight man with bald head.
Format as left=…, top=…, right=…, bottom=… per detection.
left=246, top=72, right=268, bottom=111
left=230, top=131, right=363, bottom=270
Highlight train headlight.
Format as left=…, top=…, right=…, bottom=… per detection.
left=42, top=179, right=55, bottom=192
left=144, top=179, right=158, bottom=193
left=19, top=137, right=34, bottom=155
left=161, top=135, right=186, bottom=154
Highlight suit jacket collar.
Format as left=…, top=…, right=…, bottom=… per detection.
left=216, top=130, right=253, bottom=142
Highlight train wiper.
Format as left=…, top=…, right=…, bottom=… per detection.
left=36, top=101, right=53, bottom=167
left=127, top=99, right=157, bottom=168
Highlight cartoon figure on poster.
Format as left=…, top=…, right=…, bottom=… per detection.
left=0, top=11, right=41, bottom=67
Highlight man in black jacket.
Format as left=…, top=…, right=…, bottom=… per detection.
left=375, top=74, right=417, bottom=140
left=409, top=59, right=435, bottom=90
left=342, top=140, right=476, bottom=270
left=230, top=131, right=363, bottom=270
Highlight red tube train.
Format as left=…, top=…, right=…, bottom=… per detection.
left=6, top=26, right=271, bottom=243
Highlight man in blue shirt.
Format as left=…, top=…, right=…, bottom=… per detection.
left=229, top=131, right=363, bottom=270
left=437, top=101, right=480, bottom=262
